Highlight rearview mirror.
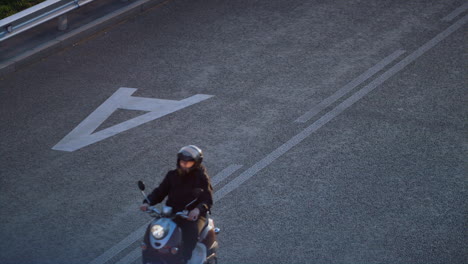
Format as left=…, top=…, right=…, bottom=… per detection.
left=138, top=180, right=145, bottom=191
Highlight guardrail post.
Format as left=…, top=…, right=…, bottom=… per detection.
left=58, top=14, right=68, bottom=31
left=1, top=0, right=101, bottom=42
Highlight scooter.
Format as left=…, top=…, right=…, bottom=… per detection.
left=138, top=180, right=220, bottom=264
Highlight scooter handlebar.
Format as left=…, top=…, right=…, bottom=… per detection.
left=145, top=206, right=162, bottom=217
left=175, top=211, right=189, bottom=219
left=144, top=207, right=188, bottom=219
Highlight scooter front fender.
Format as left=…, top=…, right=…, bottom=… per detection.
left=143, top=221, right=184, bottom=264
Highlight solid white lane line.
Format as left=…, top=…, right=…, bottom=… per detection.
left=442, top=2, right=468, bottom=21
left=295, top=49, right=405, bottom=123
left=214, top=14, right=468, bottom=205
left=88, top=164, right=241, bottom=264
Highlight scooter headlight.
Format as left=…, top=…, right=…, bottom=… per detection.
left=151, top=225, right=166, bottom=239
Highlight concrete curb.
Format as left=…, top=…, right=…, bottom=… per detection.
left=0, top=0, right=167, bottom=78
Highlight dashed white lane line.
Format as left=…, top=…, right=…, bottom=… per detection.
left=294, top=49, right=405, bottom=123
left=442, top=2, right=468, bottom=21
left=211, top=164, right=243, bottom=187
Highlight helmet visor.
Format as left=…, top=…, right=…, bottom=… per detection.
left=178, top=151, right=195, bottom=161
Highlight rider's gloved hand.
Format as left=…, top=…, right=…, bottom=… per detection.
left=140, top=203, right=149, bottom=212
left=188, top=208, right=200, bottom=221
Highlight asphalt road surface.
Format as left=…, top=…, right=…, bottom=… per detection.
left=0, top=0, right=466, bottom=263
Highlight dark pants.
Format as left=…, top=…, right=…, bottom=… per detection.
left=174, top=216, right=206, bottom=262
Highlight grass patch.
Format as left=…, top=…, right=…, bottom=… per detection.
left=0, top=0, right=46, bottom=19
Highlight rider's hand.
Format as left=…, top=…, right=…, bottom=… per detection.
left=188, top=208, right=200, bottom=221
left=140, top=203, right=149, bottom=212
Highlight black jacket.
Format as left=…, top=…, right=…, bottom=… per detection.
left=145, top=165, right=213, bottom=215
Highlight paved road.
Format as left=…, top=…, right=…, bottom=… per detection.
left=0, top=0, right=466, bottom=263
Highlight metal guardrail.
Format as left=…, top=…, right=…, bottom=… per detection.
left=0, top=0, right=96, bottom=42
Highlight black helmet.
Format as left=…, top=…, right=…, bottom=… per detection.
left=177, top=145, right=203, bottom=165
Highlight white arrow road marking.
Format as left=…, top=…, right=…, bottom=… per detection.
left=52, top=88, right=214, bottom=152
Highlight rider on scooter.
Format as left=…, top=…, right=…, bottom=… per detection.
left=140, top=145, right=213, bottom=263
